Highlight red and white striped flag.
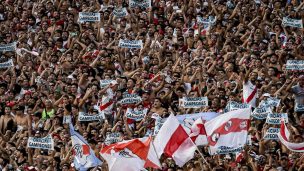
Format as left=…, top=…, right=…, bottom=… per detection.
left=205, top=108, right=251, bottom=155
left=189, top=117, right=208, bottom=146
left=153, top=114, right=197, bottom=167
left=278, top=119, right=304, bottom=152
left=100, top=137, right=161, bottom=171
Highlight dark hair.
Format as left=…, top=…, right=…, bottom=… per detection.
left=176, top=87, right=185, bottom=92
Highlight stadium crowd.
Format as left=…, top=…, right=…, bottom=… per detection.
left=0, top=0, right=304, bottom=170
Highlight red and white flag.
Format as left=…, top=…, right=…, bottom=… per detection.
left=205, top=108, right=251, bottom=155
left=70, top=124, right=102, bottom=171
left=154, top=114, right=197, bottom=167
left=278, top=120, right=304, bottom=152
left=189, top=117, right=208, bottom=146
left=100, top=137, right=161, bottom=171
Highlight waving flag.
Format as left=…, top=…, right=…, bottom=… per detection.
left=205, top=108, right=251, bottom=155
left=100, top=137, right=161, bottom=171
left=70, top=124, right=102, bottom=171
left=154, top=114, right=196, bottom=167
left=189, top=117, right=208, bottom=145
left=278, top=120, right=304, bottom=152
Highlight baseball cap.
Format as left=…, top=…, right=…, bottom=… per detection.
left=110, top=80, right=118, bottom=86
left=262, top=93, right=271, bottom=97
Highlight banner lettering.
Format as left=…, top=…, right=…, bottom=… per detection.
left=263, top=128, right=280, bottom=140
left=0, top=42, right=16, bottom=52
left=252, top=106, right=272, bottom=120
left=225, top=101, right=250, bottom=112
left=27, top=135, right=54, bottom=150
left=113, top=8, right=128, bottom=18
left=79, top=12, right=100, bottom=23
left=118, top=39, right=143, bottom=49
left=126, top=108, right=147, bottom=121
left=78, top=112, right=103, bottom=122
left=105, top=132, right=122, bottom=145
left=266, top=113, right=288, bottom=124
left=286, top=60, right=304, bottom=70
left=179, top=97, right=208, bottom=108
left=0, top=59, right=14, bottom=68
left=295, top=103, right=304, bottom=112
left=129, top=0, right=151, bottom=9
left=282, top=17, right=303, bottom=28
left=120, top=94, right=142, bottom=104
left=99, top=79, right=113, bottom=88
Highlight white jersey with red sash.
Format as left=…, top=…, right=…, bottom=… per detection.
left=242, top=81, right=257, bottom=107
left=99, top=88, right=115, bottom=115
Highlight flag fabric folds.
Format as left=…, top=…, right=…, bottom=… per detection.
left=204, top=108, right=251, bottom=155
left=69, top=124, right=102, bottom=171
left=153, top=114, right=197, bottom=167
left=100, top=137, right=161, bottom=171
left=278, top=120, right=304, bottom=152
left=189, top=117, right=208, bottom=146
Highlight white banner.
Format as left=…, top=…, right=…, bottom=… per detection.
left=99, top=79, right=113, bottom=88
left=118, top=39, right=143, bottom=49
left=267, top=97, right=281, bottom=107
left=252, top=106, right=272, bottom=120
left=266, top=113, right=288, bottom=124
left=260, top=97, right=281, bottom=108
left=113, top=8, right=128, bottom=18
left=197, top=16, right=217, bottom=28
left=126, top=108, right=147, bottom=121
left=78, top=112, right=103, bottom=122
left=79, top=12, right=100, bottom=23
left=225, top=101, right=250, bottom=112
left=295, top=103, right=304, bottom=112
left=129, top=0, right=151, bottom=9
left=263, top=128, right=280, bottom=140
left=0, top=59, right=14, bottom=68
left=105, top=132, right=122, bottom=145
left=212, top=146, right=244, bottom=155
left=120, top=94, right=142, bottom=104
left=282, top=17, right=303, bottom=28
left=286, top=60, right=304, bottom=70
left=179, top=97, right=208, bottom=108
left=27, top=135, right=54, bottom=150
left=0, top=42, right=16, bottom=52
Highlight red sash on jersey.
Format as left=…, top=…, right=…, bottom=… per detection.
left=99, top=100, right=114, bottom=111
left=242, top=86, right=257, bottom=104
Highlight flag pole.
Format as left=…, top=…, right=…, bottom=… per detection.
left=194, top=145, right=208, bottom=164
left=150, top=136, right=162, bottom=169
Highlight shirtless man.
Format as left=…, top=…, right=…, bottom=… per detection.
left=150, top=98, right=166, bottom=117
left=14, top=106, right=31, bottom=131
left=0, top=106, right=16, bottom=134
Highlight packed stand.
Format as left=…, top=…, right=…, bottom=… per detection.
left=0, top=0, right=304, bottom=170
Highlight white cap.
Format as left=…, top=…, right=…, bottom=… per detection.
left=262, top=93, right=270, bottom=97
left=110, top=80, right=118, bottom=86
